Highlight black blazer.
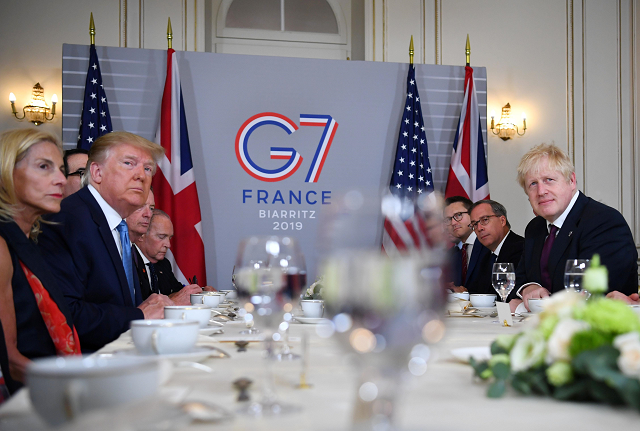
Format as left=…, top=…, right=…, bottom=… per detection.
left=515, top=192, right=638, bottom=295
left=448, top=237, right=490, bottom=290
left=155, top=258, right=184, bottom=296
left=132, top=245, right=154, bottom=301
left=473, top=231, right=525, bottom=295
left=39, top=187, right=144, bottom=352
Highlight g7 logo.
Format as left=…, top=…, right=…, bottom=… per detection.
left=235, top=112, right=338, bottom=182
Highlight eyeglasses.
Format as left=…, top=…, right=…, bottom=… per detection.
left=444, top=211, right=468, bottom=225
left=66, top=168, right=85, bottom=178
left=468, top=215, right=499, bottom=231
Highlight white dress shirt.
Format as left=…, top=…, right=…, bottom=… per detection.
left=457, top=231, right=477, bottom=266
left=88, top=184, right=125, bottom=257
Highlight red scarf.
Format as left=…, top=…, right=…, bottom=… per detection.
left=20, top=262, right=81, bottom=355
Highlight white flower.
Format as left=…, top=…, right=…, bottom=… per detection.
left=546, top=318, right=590, bottom=362
left=614, top=332, right=640, bottom=378
left=510, top=330, right=546, bottom=372
left=541, top=289, right=585, bottom=320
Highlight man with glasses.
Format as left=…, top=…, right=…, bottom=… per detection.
left=469, top=200, right=524, bottom=297
left=62, top=149, right=88, bottom=198
left=444, top=196, right=489, bottom=293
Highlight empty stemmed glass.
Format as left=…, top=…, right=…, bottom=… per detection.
left=492, top=263, right=516, bottom=302
left=234, top=235, right=303, bottom=415
left=564, top=259, right=590, bottom=296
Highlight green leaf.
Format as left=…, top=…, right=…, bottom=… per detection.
left=492, top=362, right=510, bottom=380
left=587, top=379, right=625, bottom=405
left=487, top=379, right=507, bottom=398
left=469, top=357, right=490, bottom=379
left=511, top=373, right=533, bottom=395
left=529, top=367, right=551, bottom=396
left=490, top=341, right=508, bottom=355
left=552, top=379, right=590, bottom=401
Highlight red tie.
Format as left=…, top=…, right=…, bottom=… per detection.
left=461, top=243, right=469, bottom=283
left=540, top=224, right=558, bottom=289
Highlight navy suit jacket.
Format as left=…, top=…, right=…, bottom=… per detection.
left=474, top=231, right=525, bottom=295
left=155, top=258, right=184, bottom=296
left=39, top=187, right=144, bottom=352
left=448, top=238, right=490, bottom=290
left=515, top=192, right=638, bottom=295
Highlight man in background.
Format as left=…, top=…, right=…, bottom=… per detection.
left=62, top=148, right=88, bottom=198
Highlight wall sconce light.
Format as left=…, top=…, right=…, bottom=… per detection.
left=490, top=103, right=526, bottom=141
left=9, top=83, right=57, bottom=126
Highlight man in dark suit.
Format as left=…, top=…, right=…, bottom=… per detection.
left=134, top=209, right=208, bottom=305
left=444, top=196, right=490, bottom=293
left=515, top=143, right=638, bottom=310
left=39, top=132, right=174, bottom=352
left=469, top=200, right=524, bottom=295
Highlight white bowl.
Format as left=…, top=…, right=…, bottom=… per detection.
left=164, top=305, right=212, bottom=328
left=27, top=356, right=158, bottom=426
left=448, top=292, right=470, bottom=302
left=528, top=298, right=547, bottom=313
left=300, top=300, right=324, bottom=318
left=131, top=319, right=199, bottom=355
left=469, top=294, right=497, bottom=308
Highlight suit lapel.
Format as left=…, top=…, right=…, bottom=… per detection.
left=79, top=189, right=134, bottom=306
left=465, top=238, right=484, bottom=283
left=530, top=219, right=547, bottom=281
left=547, top=193, right=587, bottom=279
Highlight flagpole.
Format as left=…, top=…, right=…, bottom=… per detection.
left=90, top=12, right=95, bottom=45
left=167, top=18, right=173, bottom=49
left=465, top=34, right=470, bottom=66
left=409, top=36, right=414, bottom=66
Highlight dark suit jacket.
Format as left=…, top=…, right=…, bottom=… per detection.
left=515, top=192, right=638, bottom=295
left=448, top=237, right=490, bottom=291
left=39, top=187, right=144, bottom=352
left=474, top=231, right=525, bottom=295
left=132, top=245, right=153, bottom=300
left=155, top=258, right=184, bottom=296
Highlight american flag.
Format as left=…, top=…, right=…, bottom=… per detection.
left=382, top=65, right=435, bottom=255
left=152, top=48, right=206, bottom=285
left=77, top=44, right=112, bottom=150
left=444, top=66, right=489, bottom=201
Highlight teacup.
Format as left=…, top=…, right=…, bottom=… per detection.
left=528, top=298, right=547, bottom=313
left=448, top=292, right=470, bottom=302
left=219, top=289, right=237, bottom=300
left=164, top=305, right=212, bottom=328
left=131, top=319, right=199, bottom=355
left=469, top=294, right=497, bottom=308
left=301, top=299, right=324, bottom=318
left=190, top=292, right=223, bottom=308
left=27, top=356, right=158, bottom=426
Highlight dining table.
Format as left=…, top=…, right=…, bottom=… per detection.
left=0, top=311, right=638, bottom=431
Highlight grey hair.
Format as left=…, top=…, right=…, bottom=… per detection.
left=469, top=199, right=511, bottom=229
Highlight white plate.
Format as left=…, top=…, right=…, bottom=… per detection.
left=293, top=317, right=329, bottom=324
left=200, top=327, right=224, bottom=335
left=107, top=345, right=230, bottom=362
left=451, top=346, right=492, bottom=363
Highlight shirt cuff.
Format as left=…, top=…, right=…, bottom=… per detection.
left=516, top=282, right=542, bottom=299
left=514, top=302, right=528, bottom=315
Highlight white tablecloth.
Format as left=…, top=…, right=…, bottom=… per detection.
left=1, top=316, right=638, bottom=430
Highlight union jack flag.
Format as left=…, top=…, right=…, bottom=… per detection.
left=444, top=66, right=489, bottom=201
left=382, top=65, right=435, bottom=255
left=77, top=44, right=112, bottom=150
left=152, top=48, right=206, bottom=285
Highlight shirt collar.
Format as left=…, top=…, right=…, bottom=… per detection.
left=457, top=231, right=477, bottom=249
left=492, top=230, right=510, bottom=256
left=547, top=190, right=580, bottom=230
left=88, top=184, right=124, bottom=232
left=134, top=244, right=150, bottom=265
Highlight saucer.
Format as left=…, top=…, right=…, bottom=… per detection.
left=105, top=345, right=230, bottom=362
left=200, top=327, right=224, bottom=335
left=451, top=346, right=491, bottom=363
left=293, top=316, right=329, bottom=324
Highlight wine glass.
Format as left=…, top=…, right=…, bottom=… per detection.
left=564, top=259, right=590, bottom=294
left=492, top=263, right=516, bottom=302
left=234, top=235, right=303, bottom=415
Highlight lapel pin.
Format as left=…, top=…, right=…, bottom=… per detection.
left=568, top=231, right=573, bottom=237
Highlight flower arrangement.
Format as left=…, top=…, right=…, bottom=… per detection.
left=302, top=276, right=323, bottom=300
left=470, top=266, right=640, bottom=410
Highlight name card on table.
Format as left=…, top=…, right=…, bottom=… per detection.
left=496, top=302, right=513, bottom=327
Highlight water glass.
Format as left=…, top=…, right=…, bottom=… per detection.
left=564, top=259, right=590, bottom=293
left=492, top=263, right=515, bottom=302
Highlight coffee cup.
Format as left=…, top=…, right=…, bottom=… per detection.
left=164, top=305, right=212, bottom=328
left=469, top=294, right=497, bottom=308
left=27, top=356, right=158, bottom=426
left=131, top=319, right=199, bottom=355
left=301, top=299, right=324, bottom=318
left=190, top=292, right=222, bottom=308
left=448, top=292, right=470, bottom=302
left=528, top=298, right=547, bottom=313
left=219, top=289, right=237, bottom=300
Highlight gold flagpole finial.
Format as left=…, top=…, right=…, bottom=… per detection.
left=409, top=36, right=414, bottom=66
left=465, top=34, right=470, bottom=66
left=167, top=18, right=173, bottom=49
left=90, top=13, right=95, bottom=45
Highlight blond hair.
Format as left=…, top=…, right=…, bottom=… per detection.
left=0, top=128, right=62, bottom=238
left=88, top=131, right=164, bottom=174
left=517, top=143, right=574, bottom=190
